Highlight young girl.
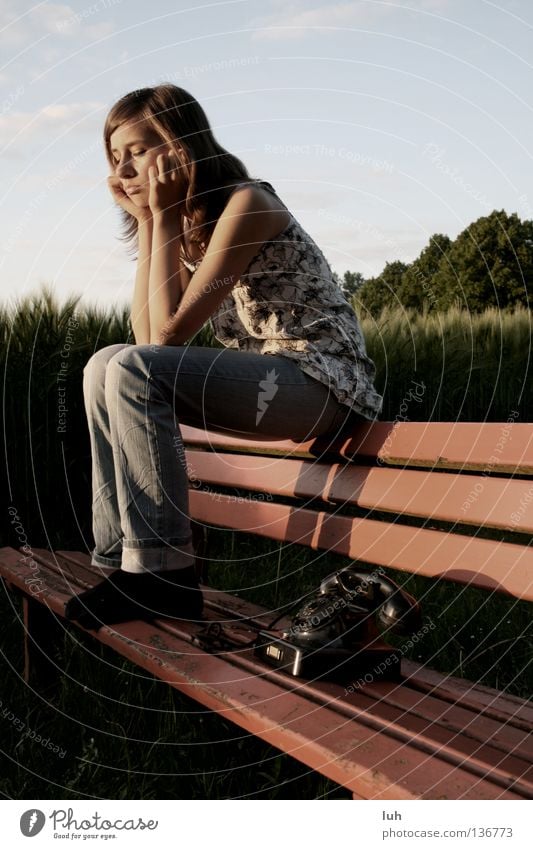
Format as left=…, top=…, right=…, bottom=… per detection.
left=65, top=84, right=383, bottom=630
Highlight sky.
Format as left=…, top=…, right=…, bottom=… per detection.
left=1, top=0, right=533, bottom=311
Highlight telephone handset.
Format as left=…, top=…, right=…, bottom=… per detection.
left=319, top=567, right=422, bottom=637
left=254, top=565, right=423, bottom=682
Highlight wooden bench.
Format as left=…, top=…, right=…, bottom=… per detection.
left=1, top=419, right=532, bottom=799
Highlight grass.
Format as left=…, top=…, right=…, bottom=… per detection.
left=360, top=302, right=532, bottom=421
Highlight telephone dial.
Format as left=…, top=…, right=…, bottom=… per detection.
left=254, top=565, right=422, bottom=683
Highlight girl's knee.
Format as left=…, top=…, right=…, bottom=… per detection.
left=83, top=343, right=132, bottom=400
left=83, top=343, right=132, bottom=378
left=103, top=344, right=154, bottom=395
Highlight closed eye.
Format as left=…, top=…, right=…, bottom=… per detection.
left=112, top=150, right=146, bottom=165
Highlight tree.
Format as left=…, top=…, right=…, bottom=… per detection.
left=332, top=270, right=365, bottom=299
left=341, top=270, right=365, bottom=300
left=335, top=209, right=533, bottom=316
left=357, top=261, right=409, bottom=316
left=397, top=234, right=451, bottom=311
left=430, top=210, right=533, bottom=312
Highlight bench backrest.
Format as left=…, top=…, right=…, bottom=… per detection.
left=181, top=420, right=533, bottom=602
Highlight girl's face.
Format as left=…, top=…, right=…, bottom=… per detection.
left=109, top=118, right=175, bottom=207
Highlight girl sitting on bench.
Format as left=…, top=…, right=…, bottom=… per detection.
left=65, top=83, right=383, bottom=630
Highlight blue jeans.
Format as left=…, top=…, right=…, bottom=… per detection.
left=83, top=343, right=360, bottom=574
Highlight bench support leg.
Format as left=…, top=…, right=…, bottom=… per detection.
left=191, top=520, right=210, bottom=585
left=22, top=595, right=64, bottom=693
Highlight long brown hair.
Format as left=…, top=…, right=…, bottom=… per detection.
left=103, top=84, right=255, bottom=264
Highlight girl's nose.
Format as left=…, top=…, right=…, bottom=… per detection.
left=115, top=159, right=135, bottom=177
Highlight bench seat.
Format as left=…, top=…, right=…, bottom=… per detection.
left=1, top=543, right=531, bottom=800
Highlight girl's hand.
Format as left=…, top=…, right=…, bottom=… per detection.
left=107, top=175, right=152, bottom=223
left=148, top=151, right=186, bottom=218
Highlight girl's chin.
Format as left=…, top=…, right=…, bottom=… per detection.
left=131, top=196, right=150, bottom=208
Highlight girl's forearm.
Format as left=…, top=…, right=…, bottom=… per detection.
left=130, top=218, right=153, bottom=345
left=148, top=211, right=184, bottom=344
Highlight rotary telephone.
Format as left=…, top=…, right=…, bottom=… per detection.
left=254, top=565, right=422, bottom=683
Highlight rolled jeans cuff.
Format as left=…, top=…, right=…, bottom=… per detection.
left=91, top=537, right=195, bottom=574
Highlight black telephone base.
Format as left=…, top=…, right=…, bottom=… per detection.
left=254, top=631, right=402, bottom=683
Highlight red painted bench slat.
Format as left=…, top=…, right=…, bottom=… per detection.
left=188, top=490, right=533, bottom=601
left=181, top=421, right=533, bottom=473
left=185, top=450, right=533, bottom=533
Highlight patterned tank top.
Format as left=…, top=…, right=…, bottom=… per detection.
left=181, top=180, right=383, bottom=420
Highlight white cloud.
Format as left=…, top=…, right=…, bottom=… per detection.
left=84, top=20, right=115, bottom=39
left=19, top=171, right=99, bottom=190
left=0, top=1, right=116, bottom=46
left=250, top=0, right=453, bottom=41
left=1, top=2, right=72, bottom=45
left=0, top=100, right=105, bottom=155
left=250, top=1, right=371, bottom=41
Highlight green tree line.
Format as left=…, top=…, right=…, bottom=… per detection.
left=333, top=209, right=533, bottom=314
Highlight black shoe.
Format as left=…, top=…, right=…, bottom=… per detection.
left=64, top=567, right=204, bottom=631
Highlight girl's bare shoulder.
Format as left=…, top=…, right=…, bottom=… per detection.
left=183, top=180, right=290, bottom=263
left=219, top=180, right=291, bottom=242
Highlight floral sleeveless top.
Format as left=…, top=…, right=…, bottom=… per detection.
left=182, top=180, right=383, bottom=420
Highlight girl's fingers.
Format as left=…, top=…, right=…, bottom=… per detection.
left=168, top=151, right=176, bottom=180
left=157, top=152, right=167, bottom=182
